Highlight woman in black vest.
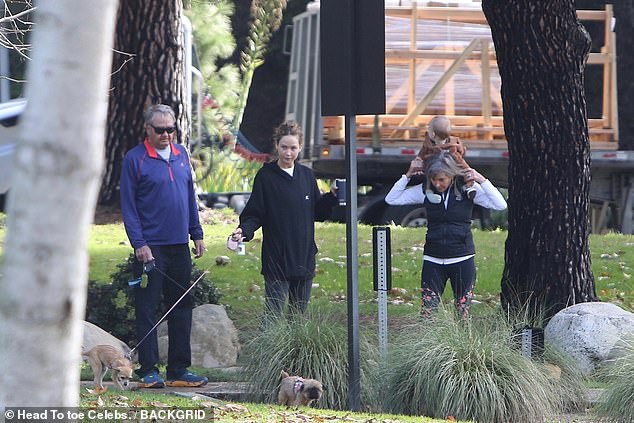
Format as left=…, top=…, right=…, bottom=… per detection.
left=385, top=151, right=507, bottom=318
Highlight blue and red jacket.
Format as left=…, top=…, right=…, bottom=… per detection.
left=120, top=139, right=203, bottom=249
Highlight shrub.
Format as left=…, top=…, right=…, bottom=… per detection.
left=594, top=338, right=634, bottom=422
left=197, top=147, right=261, bottom=193
left=240, top=311, right=379, bottom=411
left=379, top=309, right=583, bottom=422
left=85, top=253, right=221, bottom=346
left=543, top=344, right=587, bottom=413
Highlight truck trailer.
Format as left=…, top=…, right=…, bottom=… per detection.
left=284, top=1, right=634, bottom=233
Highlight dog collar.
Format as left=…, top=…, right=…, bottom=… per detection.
left=293, top=378, right=304, bottom=394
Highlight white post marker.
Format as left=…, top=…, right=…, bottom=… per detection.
left=521, top=328, right=533, bottom=359
left=373, top=226, right=391, bottom=357
left=517, top=326, right=544, bottom=360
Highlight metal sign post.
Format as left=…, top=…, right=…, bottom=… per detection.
left=520, top=328, right=533, bottom=359
left=344, top=114, right=361, bottom=410
left=373, top=226, right=391, bottom=357
left=517, top=326, right=545, bottom=360
left=320, top=0, right=385, bottom=410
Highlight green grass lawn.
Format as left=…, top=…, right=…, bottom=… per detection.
left=79, top=390, right=469, bottom=423
left=86, top=218, right=633, bottom=329
left=1, top=212, right=632, bottom=335
left=2, top=211, right=631, bottom=422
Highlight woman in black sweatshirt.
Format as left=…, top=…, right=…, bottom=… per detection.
left=230, top=121, right=337, bottom=324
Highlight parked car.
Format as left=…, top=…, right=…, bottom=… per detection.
left=0, top=98, right=27, bottom=211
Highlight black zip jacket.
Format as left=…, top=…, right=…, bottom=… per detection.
left=239, top=161, right=337, bottom=279
left=423, top=190, right=475, bottom=258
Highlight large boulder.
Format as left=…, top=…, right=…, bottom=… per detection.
left=545, top=302, right=634, bottom=376
left=82, top=321, right=131, bottom=355
left=158, top=304, right=240, bottom=368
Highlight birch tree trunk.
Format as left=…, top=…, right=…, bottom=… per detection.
left=98, top=0, right=186, bottom=205
left=482, top=0, right=598, bottom=320
left=0, top=0, right=118, bottom=407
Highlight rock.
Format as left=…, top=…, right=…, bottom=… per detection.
left=545, top=302, right=634, bottom=376
left=215, top=255, right=230, bottom=265
left=158, top=304, right=240, bottom=368
left=82, top=321, right=131, bottom=355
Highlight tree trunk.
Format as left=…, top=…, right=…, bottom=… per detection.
left=482, top=0, right=598, bottom=320
left=0, top=0, right=118, bottom=406
left=98, top=0, right=187, bottom=205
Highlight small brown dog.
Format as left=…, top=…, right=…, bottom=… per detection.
left=278, top=370, right=324, bottom=407
left=82, top=345, right=135, bottom=393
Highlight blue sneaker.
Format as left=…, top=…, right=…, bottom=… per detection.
left=138, top=371, right=165, bottom=388
left=166, top=371, right=208, bottom=387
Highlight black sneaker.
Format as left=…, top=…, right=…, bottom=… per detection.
left=465, top=186, right=477, bottom=200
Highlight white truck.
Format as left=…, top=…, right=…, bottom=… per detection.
left=284, top=1, right=633, bottom=233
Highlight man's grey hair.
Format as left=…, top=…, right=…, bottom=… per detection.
left=424, top=150, right=464, bottom=178
left=144, top=104, right=176, bottom=125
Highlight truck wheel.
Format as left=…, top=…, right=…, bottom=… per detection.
left=400, top=208, right=427, bottom=227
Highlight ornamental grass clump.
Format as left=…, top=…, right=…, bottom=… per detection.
left=594, top=338, right=634, bottom=422
left=542, top=343, right=587, bottom=413
left=379, top=309, right=580, bottom=422
left=240, top=311, right=377, bottom=410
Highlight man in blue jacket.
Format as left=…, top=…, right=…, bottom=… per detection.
left=120, top=104, right=207, bottom=388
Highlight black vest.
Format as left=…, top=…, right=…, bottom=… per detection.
left=423, top=187, right=475, bottom=258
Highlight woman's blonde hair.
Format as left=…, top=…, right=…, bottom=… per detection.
left=273, top=120, right=304, bottom=147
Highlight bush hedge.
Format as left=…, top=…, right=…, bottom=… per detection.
left=85, top=253, right=221, bottom=346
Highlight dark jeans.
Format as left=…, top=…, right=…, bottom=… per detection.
left=420, top=257, right=476, bottom=319
left=134, top=244, right=193, bottom=379
left=263, top=276, right=312, bottom=323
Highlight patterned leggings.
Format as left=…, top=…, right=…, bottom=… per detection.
left=420, top=257, right=476, bottom=319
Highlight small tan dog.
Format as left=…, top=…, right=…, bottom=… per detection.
left=278, top=370, right=324, bottom=407
left=82, top=345, right=135, bottom=394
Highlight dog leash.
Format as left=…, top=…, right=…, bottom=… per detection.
left=125, top=268, right=209, bottom=360
left=132, top=259, right=211, bottom=304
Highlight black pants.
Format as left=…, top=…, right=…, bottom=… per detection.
left=134, top=244, right=193, bottom=379
left=420, top=257, right=476, bottom=319
left=263, top=276, right=312, bottom=321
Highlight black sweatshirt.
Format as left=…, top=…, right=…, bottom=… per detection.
left=238, top=161, right=337, bottom=279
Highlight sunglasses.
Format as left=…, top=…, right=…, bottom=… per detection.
left=150, top=125, right=176, bottom=134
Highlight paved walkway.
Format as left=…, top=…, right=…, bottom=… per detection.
left=81, top=381, right=248, bottom=400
